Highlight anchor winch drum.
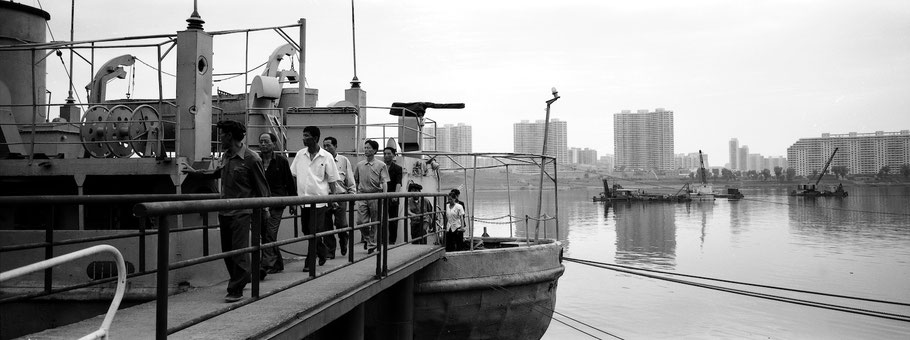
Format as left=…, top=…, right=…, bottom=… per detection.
left=80, top=106, right=111, bottom=158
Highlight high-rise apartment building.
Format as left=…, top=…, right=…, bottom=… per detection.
left=513, top=119, right=568, bottom=165
left=728, top=138, right=739, bottom=170
left=569, top=147, right=598, bottom=165
left=429, top=123, right=472, bottom=169
left=787, top=130, right=910, bottom=176
left=675, top=152, right=709, bottom=169
left=737, top=145, right=749, bottom=171
left=614, top=108, right=674, bottom=171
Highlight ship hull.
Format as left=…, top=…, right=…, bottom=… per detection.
left=413, top=238, right=564, bottom=340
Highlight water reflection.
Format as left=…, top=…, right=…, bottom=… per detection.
left=612, top=203, right=677, bottom=269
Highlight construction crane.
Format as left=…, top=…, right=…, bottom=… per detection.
left=698, top=150, right=708, bottom=185
left=814, top=147, right=839, bottom=187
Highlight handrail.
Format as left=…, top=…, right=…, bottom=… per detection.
left=0, top=245, right=127, bottom=340
left=0, top=193, right=220, bottom=205
left=133, top=192, right=443, bottom=217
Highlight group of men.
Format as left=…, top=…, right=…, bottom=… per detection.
left=188, top=120, right=416, bottom=302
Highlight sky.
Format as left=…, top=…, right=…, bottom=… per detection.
left=25, top=0, right=910, bottom=167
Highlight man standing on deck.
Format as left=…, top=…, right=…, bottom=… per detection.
left=354, top=140, right=390, bottom=253
left=183, top=120, right=270, bottom=303
left=258, top=132, right=296, bottom=274
left=323, top=136, right=357, bottom=258
left=383, top=147, right=403, bottom=244
left=290, top=126, right=340, bottom=271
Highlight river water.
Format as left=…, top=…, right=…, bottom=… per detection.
left=467, top=186, right=910, bottom=339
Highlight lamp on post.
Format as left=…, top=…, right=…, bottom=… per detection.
left=534, top=88, right=560, bottom=240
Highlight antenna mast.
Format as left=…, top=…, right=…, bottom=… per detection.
left=350, top=0, right=360, bottom=88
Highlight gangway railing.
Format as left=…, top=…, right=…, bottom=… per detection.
left=132, top=191, right=448, bottom=339
left=0, top=244, right=127, bottom=340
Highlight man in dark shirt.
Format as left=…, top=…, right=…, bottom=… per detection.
left=258, top=132, right=295, bottom=274
left=185, top=120, right=270, bottom=303
left=383, top=147, right=403, bottom=244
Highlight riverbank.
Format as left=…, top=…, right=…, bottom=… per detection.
left=438, top=170, right=910, bottom=192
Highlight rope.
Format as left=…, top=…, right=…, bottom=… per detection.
left=470, top=217, right=520, bottom=225
left=134, top=57, right=176, bottom=77
left=565, top=258, right=910, bottom=322
left=472, top=214, right=513, bottom=221
left=213, top=61, right=268, bottom=82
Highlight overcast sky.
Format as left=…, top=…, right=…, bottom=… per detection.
left=30, top=0, right=910, bottom=167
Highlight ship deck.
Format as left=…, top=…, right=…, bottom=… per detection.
left=18, top=244, right=444, bottom=340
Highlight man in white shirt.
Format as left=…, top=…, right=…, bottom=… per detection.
left=290, top=126, right=340, bottom=271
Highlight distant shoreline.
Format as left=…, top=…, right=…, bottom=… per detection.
left=439, top=171, right=910, bottom=192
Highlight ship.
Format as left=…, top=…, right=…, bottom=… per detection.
left=0, top=2, right=563, bottom=339
left=790, top=147, right=848, bottom=197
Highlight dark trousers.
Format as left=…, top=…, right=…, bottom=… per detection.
left=388, top=199, right=400, bottom=244
left=301, top=206, right=329, bottom=267
left=410, top=221, right=427, bottom=244
left=219, top=214, right=251, bottom=295
left=261, top=207, right=285, bottom=271
left=324, top=203, right=349, bottom=256
left=445, top=229, right=464, bottom=251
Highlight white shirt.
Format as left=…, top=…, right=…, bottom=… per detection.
left=290, top=147, right=340, bottom=207
left=445, top=203, right=466, bottom=232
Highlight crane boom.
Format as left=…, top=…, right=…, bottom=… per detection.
left=815, top=147, right=839, bottom=186
left=698, top=150, right=707, bottom=185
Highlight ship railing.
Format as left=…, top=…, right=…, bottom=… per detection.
left=377, top=150, right=561, bottom=250
left=0, top=193, right=220, bottom=304
left=0, top=244, right=127, bottom=340
left=132, top=191, right=449, bottom=339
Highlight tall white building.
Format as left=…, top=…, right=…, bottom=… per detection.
left=513, top=119, right=568, bottom=165
left=430, top=123, right=472, bottom=169
left=787, top=130, right=910, bottom=176
left=614, top=108, right=674, bottom=171
left=729, top=138, right=739, bottom=170
left=569, top=147, right=598, bottom=165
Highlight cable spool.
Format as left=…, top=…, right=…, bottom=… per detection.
left=80, top=106, right=111, bottom=158
left=106, top=105, right=134, bottom=157
left=128, top=105, right=161, bottom=157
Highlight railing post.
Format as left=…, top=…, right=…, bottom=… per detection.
left=403, top=196, right=409, bottom=243
left=44, top=206, right=54, bottom=293
left=381, top=198, right=389, bottom=277
left=201, top=213, right=209, bottom=256
left=525, top=215, right=530, bottom=247
left=306, top=204, right=317, bottom=278
left=293, top=205, right=299, bottom=238
left=348, top=200, right=355, bottom=263
left=156, top=214, right=170, bottom=340
left=139, top=218, right=147, bottom=272
left=251, top=208, right=261, bottom=298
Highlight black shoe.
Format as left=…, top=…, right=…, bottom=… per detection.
left=367, top=247, right=376, bottom=254
left=340, top=244, right=347, bottom=256
left=266, top=268, right=282, bottom=274
left=318, top=258, right=327, bottom=266
left=225, top=293, right=243, bottom=303
left=363, top=242, right=368, bottom=250
left=259, top=270, right=267, bottom=281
